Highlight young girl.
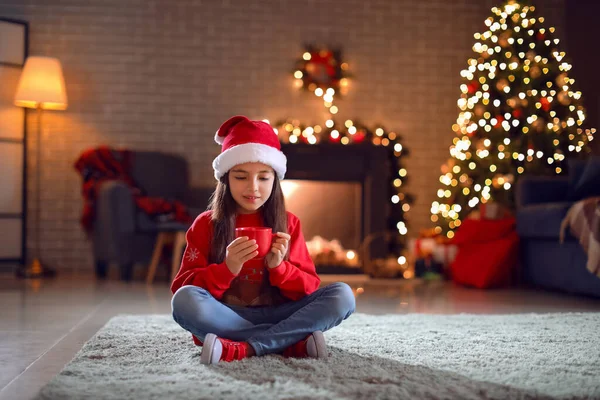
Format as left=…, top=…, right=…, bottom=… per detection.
left=171, top=116, right=356, bottom=365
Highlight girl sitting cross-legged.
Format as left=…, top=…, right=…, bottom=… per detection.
left=171, top=115, right=356, bottom=365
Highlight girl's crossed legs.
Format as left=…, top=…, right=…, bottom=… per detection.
left=171, top=282, right=355, bottom=356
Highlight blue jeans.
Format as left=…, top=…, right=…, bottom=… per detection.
left=171, top=282, right=356, bottom=356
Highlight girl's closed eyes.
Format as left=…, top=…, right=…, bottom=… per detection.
left=233, top=176, right=270, bottom=181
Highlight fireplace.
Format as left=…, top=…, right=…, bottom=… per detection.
left=281, top=143, right=391, bottom=274
left=282, top=180, right=362, bottom=249
left=282, top=180, right=362, bottom=271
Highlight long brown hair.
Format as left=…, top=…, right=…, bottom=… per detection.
left=208, top=172, right=288, bottom=264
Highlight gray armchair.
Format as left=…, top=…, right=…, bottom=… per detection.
left=91, top=151, right=212, bottom=281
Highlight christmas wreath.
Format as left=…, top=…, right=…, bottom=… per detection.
left=294, top=45, right=350, bottom=94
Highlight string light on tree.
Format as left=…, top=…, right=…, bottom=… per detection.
left=433, top=0, right=596, bottom=237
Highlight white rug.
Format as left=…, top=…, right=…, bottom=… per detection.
left=36, top=313, right=600, bottom=399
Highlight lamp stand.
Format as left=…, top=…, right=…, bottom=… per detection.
left=16, top=106, right=57, bottom=279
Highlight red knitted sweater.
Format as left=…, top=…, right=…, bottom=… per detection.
left=170, top=210, right=321, bottom=345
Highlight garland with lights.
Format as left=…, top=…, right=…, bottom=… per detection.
left=275, top=117, right=413, bottom=261
left=432, top=0, right=596, bottom=238
left=275, top=45, right=413, bottom=268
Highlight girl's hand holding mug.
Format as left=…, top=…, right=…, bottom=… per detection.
left=225, top=237, right=258, bottom=275
left=265, top=232, right=291, bottom=269
left=231, top=227, right=290, bottom=270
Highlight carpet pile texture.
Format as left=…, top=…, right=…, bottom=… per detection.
left=36, top=312, right=600, bottom=399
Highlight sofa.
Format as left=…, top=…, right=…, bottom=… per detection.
left=91, top=151, right=212, bottom=281
left=515, top=156, right=600, bottom=297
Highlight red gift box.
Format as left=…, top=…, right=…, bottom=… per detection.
left=450, top=216, right=519, bottom=289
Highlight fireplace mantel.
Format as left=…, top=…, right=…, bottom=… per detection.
left=281, top=143, right=391, bottom=266
left=281, top=143, right=389, bottom=182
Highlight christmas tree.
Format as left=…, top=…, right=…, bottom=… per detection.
left=431, top=0, right=596, bottom=238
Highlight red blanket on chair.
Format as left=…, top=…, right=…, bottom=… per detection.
left=74, top=146, right=192, bottom=234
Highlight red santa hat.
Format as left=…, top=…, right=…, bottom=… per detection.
left=212, top=115, right=287, bottom=180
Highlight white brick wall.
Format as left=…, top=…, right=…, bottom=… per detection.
left=0, top=0, right=566, bottom=272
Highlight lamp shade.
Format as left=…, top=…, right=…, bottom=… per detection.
left=14, top=56, right=68, bottom=110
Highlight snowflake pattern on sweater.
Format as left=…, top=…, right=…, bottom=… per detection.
left=185, top=247, right=199, bottom=262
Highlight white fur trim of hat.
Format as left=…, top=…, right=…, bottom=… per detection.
left=212, top=142, right=287, bottom=180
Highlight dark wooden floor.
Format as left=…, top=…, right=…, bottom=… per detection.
left=1, top=272, right=599, bottom=400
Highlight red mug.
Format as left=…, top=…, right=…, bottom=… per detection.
left=235, top=227, right=276, bottom=259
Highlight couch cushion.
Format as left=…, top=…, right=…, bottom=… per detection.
left=567, top=158, right=587, bottom=201
left=572, top=156, right=600, bottom=200
left=131, top=152, right=188, bottom=199
left=135, top=207, right=201, bottom=233
left=516, top=202, right=573, bottom=239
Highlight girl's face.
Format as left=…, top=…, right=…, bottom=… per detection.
left=228, top=162, right=275, bottom=214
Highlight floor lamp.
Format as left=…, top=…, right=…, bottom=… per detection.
left=14, top=56, right=68, bottom=279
